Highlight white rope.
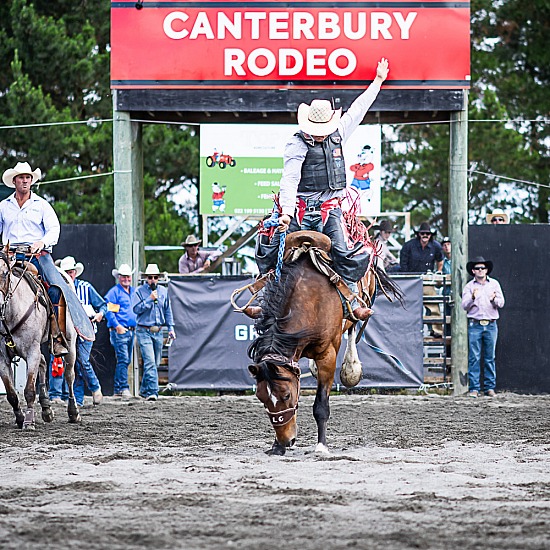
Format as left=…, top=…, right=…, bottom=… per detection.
left=37, top=171, right=114, bottom=185
left=0, top=119, right=112, bottom=130
left=471, top=170, right=550, bottom=189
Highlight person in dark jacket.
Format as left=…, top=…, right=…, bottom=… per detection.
left=399, top=222, right=444, bottom=273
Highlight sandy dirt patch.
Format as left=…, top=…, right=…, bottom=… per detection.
left=0, top=393, right=549, bottom=549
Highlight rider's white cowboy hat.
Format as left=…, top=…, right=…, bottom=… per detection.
left=56, top=256, right=84, bottom=278
left=2, top=162, right=42, bottom=188
left=112, top=263, right=135, bottom=278
left=181, top=235, right=201, bottom=247
left=486, top=208, right=509, bottom=224
left=297, top=99, right=342, bottom=136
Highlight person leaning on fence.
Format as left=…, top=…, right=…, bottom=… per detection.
left=104, top=263, right=137, bottom=399
left=461, top=256, right=505, bottom=398
left=486, top=208, right=509, bottom=225
left=56, top=255, right=106, bottom=406
left=132, top=264, right=176, bottom=401
left=372, top=219, right=399, bottom=272
left=399, top=222, right=444, bottom=274
left=178, top=235, right=219, bottom=274
left=252, top=58, right=391, bottom=321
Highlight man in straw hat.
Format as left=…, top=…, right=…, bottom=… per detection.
left=55, top=256, right=107, bottom=406
left=104, top=263, right=137, bottom=398
left=178, top=234, right=219, bottom=274
left=132, top=264, right=176, bottom=401
left=461, top=256, right=505, bottom=398
left=0, top=162, right=94, bottom=356
left=255, top=58, right=390, bottom=321
left=486, top=208, right=509, bottom=224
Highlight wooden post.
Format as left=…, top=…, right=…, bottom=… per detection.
left=112, top=92, right=145, bottom=269
left=449, top=91, right=469, bottom=395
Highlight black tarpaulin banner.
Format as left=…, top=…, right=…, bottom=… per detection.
left=168, top=275, right=423, bottom=390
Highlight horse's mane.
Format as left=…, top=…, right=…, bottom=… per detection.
left=247, top=257, right=313, bottom=364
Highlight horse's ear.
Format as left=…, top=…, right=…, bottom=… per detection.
left=289, top=365, right=301, bottom=378
left=3, top=242, right=9, bottom=255
left=248, top=364, right=260, bottom=378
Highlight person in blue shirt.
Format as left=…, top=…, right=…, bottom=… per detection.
left=132, top=263, right=176, bottom=401
left=399, top=222, right=444, bottom=273
left=104, top=263, right=137, bottom=398
left=53, top=256, right=107, bottom=407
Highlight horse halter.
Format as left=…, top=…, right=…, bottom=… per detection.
left=261, top=353, right=301, bottom=427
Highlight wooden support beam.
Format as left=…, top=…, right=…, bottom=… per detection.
left=206, top=225, right=258, bottom=273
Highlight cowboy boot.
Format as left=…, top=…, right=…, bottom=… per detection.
left=243, top=306, right=262, bottom=319
left=50, top=316, right=69, bottom=356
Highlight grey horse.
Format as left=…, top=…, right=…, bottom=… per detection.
left=0, top=249, right=80, bottom=429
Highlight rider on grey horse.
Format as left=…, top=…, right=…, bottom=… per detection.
left=0, top=162, right=94, bottom=355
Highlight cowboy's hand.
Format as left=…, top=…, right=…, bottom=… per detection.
left=115, top=325, right=127, bottom=335
left=30, top=241, right=45, bottom=254
left=376, top=58, right=389, bottom=82
left=279, top=214, right=291, bottom=232
left=92, top=312, right=104, bottom=324
left=150, top=290, right=158, bottom=302
left=472, top=289, right=477, bottom=299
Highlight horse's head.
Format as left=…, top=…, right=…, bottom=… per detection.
left=248, top=354, right=301, bottom=449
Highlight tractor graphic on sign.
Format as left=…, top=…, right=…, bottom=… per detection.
left=206, top=150, right=237, bottom=169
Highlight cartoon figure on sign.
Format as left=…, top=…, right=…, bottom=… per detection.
left=212, top=182, right=226, bottom=213
left=350, top=145, right=375, bottom=194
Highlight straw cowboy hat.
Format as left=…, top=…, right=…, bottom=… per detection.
left=181, top=235, right=201, bottom=247
left=2, top=161, right=42, bottom=188
left=55, top=256, right=84, bottom=278
left=143, top=263, right=161, bottom=275
left=297, top=99, right=342, bottom=136
left=466, top=256, right=494, bottom=276
left=486, top=208, right=509, bottom=224
left=112, top=263, right=135, bottom=278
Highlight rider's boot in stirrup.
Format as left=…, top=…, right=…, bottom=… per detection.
left=352, top=306, right=374, bottom=322
left=50, top=317, right=69, bottom=356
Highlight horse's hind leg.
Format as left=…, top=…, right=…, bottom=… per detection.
left=64, top=354, right=81, bottom=424
left=37, top=354, right=54, bottom=423
left=0, top=367, right=24, bottom=429
left=22, top=350, right=43, bottom=430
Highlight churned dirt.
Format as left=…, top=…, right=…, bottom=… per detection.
left=0, top=392, right=549, bottom=549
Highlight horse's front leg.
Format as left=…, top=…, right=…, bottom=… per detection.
left=64, top=349, right=81, bottom=424
left=37, top=354, right=54, bottom=423
left=0, top=367, right=24, bottom=428
left=312, top=350, right=337, bottom=454
left=22, top=350, right=42, bottom=430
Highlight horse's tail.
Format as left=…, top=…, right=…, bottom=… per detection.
left=375, top=266, right=405, bottom=307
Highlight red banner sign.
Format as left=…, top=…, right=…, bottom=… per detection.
left=111, top=1, right=470, bottom=90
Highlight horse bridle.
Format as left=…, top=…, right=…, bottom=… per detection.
left=261, top=353, right=301, bottom=427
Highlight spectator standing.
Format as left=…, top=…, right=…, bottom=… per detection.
left=486, top=208, right=509, bottom=224
left=132, top=264, right=176, bottom=401
left=57, top=256, right=106, bottom=406
left=399, top=222, right=444, bottom=273
left=104, top=263, right=137, bottom=398
left=461, top=256, right=505, bottom=398
left=441, top=237, right=452, bottom=275
left=373, top=220, right=399, bottom=272
left=179, top=235, right=218, bottom=274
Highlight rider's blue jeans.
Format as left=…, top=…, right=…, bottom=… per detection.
left=73, top=337, right=101, bottom=405
left=109, top=329, right=134, bottom=394
left=136, top=328, right=163, bottom=399
left=468, top=319, right=498, bottom=393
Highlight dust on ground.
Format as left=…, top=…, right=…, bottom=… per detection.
left=0, top=392, right=549, bottom=549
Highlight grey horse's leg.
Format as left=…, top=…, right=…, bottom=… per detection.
left=38, top=354, right=54, bottom=423
left=0, top=366, right=24, bottom=428
left=23, top=348, right=43, bottom=430
left=63, top=338, right=81, bottom=424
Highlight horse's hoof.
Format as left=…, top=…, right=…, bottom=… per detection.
left=23, top=422, right=36, bottom=431
left=266, top=442, right=286, bottom=456
left=42, top=409, right=55, bottom=423
left=68, top=414, right=82, bottom=424
left=340, top=361, right=362, bottom=387
left=15, top=412, right=24, bottom=429
left=315, top=443, right=330, bottom=455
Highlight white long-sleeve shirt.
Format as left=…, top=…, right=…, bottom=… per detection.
left=279, top=80, right=383, bottom=216
left=0, top=192, right=60, bottom=251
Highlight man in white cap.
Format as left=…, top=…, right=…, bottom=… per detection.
left=56, top=256, right=107, bottom=406
left=255, top=58, right=389, bottom=321
left=104, top=263, right=137, bottom=398
left=0, top=162, right=94, bottom=355
left=132, top=264, right=176, bottom=401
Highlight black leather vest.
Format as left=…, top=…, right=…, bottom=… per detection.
left=296, top=131, right=347, bottom=193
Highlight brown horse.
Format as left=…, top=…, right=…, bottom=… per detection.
left=248, top=231, right=402, bottom=455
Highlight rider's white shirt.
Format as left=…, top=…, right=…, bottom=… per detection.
left=0, top=191, right=60, bottom=251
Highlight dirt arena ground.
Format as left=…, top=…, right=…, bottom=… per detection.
left=0, top=392, right=549, bottom=549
